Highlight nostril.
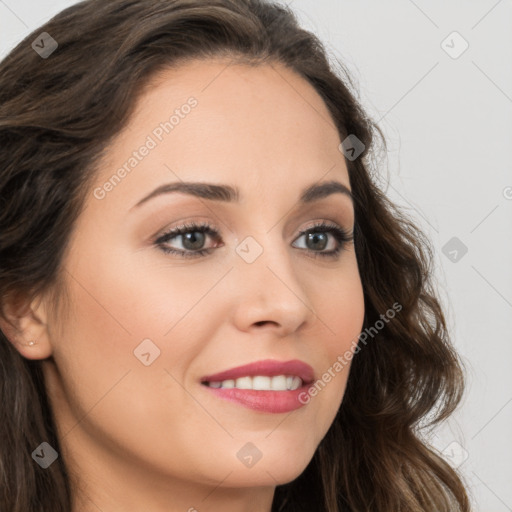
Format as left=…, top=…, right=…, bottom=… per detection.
left=254, top=320, right=278, bottom=327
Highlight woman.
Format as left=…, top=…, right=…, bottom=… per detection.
left=0, top=0, right=470, bottom=510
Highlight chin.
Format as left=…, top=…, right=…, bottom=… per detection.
left=218, top=444, right=317, bottom=488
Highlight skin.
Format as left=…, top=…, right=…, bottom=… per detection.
left=4, top=59, right=365, bottom=512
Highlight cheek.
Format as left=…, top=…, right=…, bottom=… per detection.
left=50, top=256, right=226, bottom=478
left=51, top=246, right=215, bottom=430
left=62, top=240, right=222, bottom=358
left=312, top=255, right=365, bottom=354
left=301, top=256, right=365, bottom=426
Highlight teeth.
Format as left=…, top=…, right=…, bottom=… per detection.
left=236, top=376, right=252, bottom=389
left=270, top=375, right=287, bottom=391
left=290, top=376, right=302, bottom=390
left=207, top=375, right=303, bottom=391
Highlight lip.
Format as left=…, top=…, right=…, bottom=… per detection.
left=200, top=359, right=314, bottom=414
left=200, top=359, right=315, bottom=384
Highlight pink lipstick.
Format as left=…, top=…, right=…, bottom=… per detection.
left=200, top=359, right=314, bottom=413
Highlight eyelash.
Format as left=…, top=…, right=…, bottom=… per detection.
left=154, top=221, right=353, bottom=260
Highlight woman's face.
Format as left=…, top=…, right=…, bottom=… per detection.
left=39, top=59, right=365, bottom=508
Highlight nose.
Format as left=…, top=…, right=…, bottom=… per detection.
left=229, top=237, right=315, bottom=337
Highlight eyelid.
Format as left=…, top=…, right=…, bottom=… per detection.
left=154, top=220, right=351, bottom=244
left=298, top=219, right=351, bottom=234
left=154, top=219, right=218, bottom=239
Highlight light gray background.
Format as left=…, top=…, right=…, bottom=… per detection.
left=1, top=1, right=511, bottom=510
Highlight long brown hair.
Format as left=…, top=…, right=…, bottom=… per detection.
left=0, top=0, right=470, bottom=510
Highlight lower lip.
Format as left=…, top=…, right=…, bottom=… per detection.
left=202, top=384, right=310, bottom=413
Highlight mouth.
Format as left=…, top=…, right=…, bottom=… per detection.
left=202, top=374, right=304, bottom=391
left=200, top=359, right=314, bottom=413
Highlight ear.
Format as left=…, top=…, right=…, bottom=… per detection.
left=0, top=292, right=53, bottom=360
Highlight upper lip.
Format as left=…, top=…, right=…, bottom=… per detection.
left=201, top=359, right=315, bottom=384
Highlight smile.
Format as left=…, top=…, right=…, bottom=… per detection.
left=203, top=374, right=303, bottom=390
left=200, top=359, right=314, bottom=413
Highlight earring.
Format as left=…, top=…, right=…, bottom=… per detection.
left=28, top=340, right=36, bottom=346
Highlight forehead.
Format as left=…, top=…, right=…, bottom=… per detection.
left=139, top=58, right=337, bottom=130
left=89, top=58, right=349, bottom=210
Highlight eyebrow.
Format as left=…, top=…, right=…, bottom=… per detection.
left=130, top=179, right=353, bottom=211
